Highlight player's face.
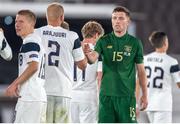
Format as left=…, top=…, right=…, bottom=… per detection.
left=112, top=12, right=130, bottom=34
left=15, top=14, right=34, bottom=38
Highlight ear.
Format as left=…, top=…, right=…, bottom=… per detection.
left=61, top=14, right=64, bottom=22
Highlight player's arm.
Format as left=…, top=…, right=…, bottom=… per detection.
left=0, top=29, right=12, bottom=61
left=177, top=82, right=180, bottom=88
left=136, top=63, right=148, bottom=111
left=170, top=63, right=180, bottom=88
left=83, top=44, right=99, bottom=64
left=75, top=58, right=87, bottom=70
left=5, top=61, right=38, bottom=97
left=97, top=56, right=102, bottom=90
left=135, top=78, right=140, bottom=117
left=72, top=35, right=87, bottom=70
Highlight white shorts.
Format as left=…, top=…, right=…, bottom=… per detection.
left=71, top=101, right=98, bottom=123
left=14, top=100, right=47, bottom=123
left=147, top=111, right=172, bottom=123
left=46, top=95, right=71, bottom=123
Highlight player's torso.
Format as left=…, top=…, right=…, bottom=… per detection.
left=98, top=33, right=140, bottom=97
left=18, top=33, right=46, bottom=101
left=35, top=26, right=79, bottom=97
left=73, top=61, right=98, bottom=90
left=144, top=52, right=176, bottom=110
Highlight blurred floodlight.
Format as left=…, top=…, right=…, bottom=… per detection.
left=4, top=16, right=13, bottom=25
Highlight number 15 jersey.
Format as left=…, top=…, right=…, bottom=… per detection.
left=35, top=25, right=85, bottom=98
left=144, top=52, right=180, bottom=111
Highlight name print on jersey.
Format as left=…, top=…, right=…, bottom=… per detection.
left=43, top=30, right=66, bottom=38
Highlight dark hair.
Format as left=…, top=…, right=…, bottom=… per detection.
left=149, top=31, right=167, bottom=48
left=112, top=6, right=130, bottom=17
left=17, top=9, right=36, bottom=24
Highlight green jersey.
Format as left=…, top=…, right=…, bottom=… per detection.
left=95, top=32, right=144, bottom=97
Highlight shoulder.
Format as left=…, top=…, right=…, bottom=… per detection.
left=165, top=54, right=179, bottom=64
left=97, top=33, right=111, bottom=43
left=66, top=30, right=79, bottom=39
left=25, top=33, right=41, bottom=44
left=127, top=34, right=141, bottom=43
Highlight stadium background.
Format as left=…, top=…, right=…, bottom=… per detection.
left=0, top=0, right=180, bottom=122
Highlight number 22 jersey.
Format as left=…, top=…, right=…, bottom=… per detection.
left=144, top=52, right=180, bottom=111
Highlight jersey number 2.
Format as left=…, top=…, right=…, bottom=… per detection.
left=48, top=40, right=60, bottom=67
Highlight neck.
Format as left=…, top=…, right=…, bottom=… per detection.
left=155, top=48, right=166, bottom=53
left=21, top=30, right=34, bottom=39
left=48, top=21, right=62, bottom=27
left=114, top=30, right=126, bottom=37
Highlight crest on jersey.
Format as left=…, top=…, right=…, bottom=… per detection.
left=123, top=45, right=132, bottom=56
left=124, top=45, right=132, bottom=52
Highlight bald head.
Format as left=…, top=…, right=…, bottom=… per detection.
left=46, top=2, right=64, bottom=24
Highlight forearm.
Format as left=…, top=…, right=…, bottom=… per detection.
left=138, top=72, right=147, bottom=97
left=85, top=51, right=98, bottom=64
left=14, top=61, right=38, bottom=86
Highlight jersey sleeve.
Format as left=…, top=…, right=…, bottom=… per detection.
left=21, top=42, right=40, bottom=63
left=135, top=39, right=144, bottom=64
left=94, top=37, right=103, bottom=55
left=71, top=32, right=85, bottom=62
left=170, top=60, right=180, bottom=83
left=0, top=32, right=12, bottom=61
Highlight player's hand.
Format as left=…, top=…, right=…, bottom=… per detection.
left=136, top=105, right=140, bottom=118
left=5, top=82, right=20, bottom=98
left=0, top=28, right=3, bottom=32
left=140, top=95, right=148, bottom=111
left=83, top=43, right=91, bottom=55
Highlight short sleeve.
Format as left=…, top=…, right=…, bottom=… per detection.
left=135, top=40, right=144, bottom=64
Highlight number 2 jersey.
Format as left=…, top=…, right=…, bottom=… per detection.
left=18, top=32, right=46, bottom=102
left=35, top=25, right=85, bottom=98
left=144, top=52, right=180, bottom=111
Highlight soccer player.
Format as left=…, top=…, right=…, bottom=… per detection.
left=144, top=31, right=180, bottom=123
left=84, top=6, right=148, bottom=123
left=5, top=10, right=46, bottom=123
left=0, top=28, right=12, bottom=61
left=61, top=21, right=69, bottom=30
left=71, top=21, right=104, bottom=123
left=35, top=2, right=87, bottom=123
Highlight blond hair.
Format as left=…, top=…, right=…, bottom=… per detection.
left=81, top=21, right=104, bottom=38
left=47, top=2, right=64, bottom=22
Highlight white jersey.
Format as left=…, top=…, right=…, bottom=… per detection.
left=18, top=32, right=46, bottom=102
left=35, top=25, right=85, bottom=98
left=71, top=43, right=101, bottom=103
left=144, top=52, right=180, bottom=111
left=0, top=32, right=12, bottom=60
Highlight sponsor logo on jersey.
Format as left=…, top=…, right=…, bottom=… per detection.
left=107, top=45, right=112, bottom=48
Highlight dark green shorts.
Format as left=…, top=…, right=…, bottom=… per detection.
left=98, top=94, right=137, bottom=123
